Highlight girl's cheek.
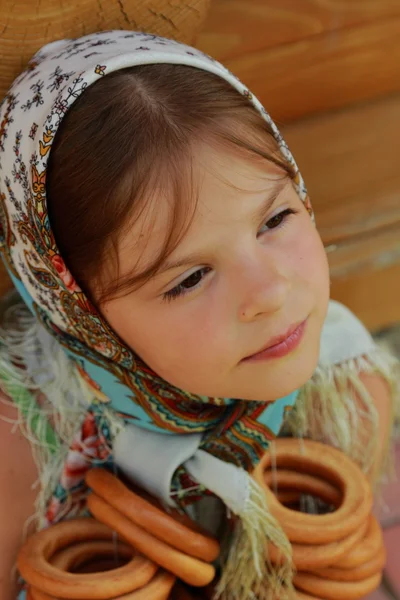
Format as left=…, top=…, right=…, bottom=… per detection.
left=291, top=220, right=328, bottom=276
left=285, top=221, right=330, bottom=317
left=176, top=304, right=229, bottom=356
left=299, top=228, right=330, bottom=307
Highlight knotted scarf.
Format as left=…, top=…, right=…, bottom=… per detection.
left=0, top=30, right=317, bottom=598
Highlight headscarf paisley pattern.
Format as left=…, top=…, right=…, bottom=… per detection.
left=0, top=31, right=311, bottom=501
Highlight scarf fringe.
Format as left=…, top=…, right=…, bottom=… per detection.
left=215, top=476, right=293, bottom=600
left=1, top=293, right=399, bottom=597
left=0, top=294, right=89, bottom=529
left=284, top=346, right=400, bottom=491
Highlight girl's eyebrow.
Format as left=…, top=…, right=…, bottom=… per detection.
left=157, top=251, right=208, bottom=276
left=253, top=178, right=288, bottom=225
left=157, top=179, right=289, bottom=276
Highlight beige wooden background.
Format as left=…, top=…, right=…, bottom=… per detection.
left=197, top=0, right=400, bottom=331
left=0, top=0, right=399, bottom=331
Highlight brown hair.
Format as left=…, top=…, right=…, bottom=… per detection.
left=47, top=64, right=295, bottom=305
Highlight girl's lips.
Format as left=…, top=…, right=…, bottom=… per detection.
left=243, top=319, right=308, bottom=362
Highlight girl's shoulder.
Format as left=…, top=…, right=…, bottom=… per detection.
left=0, top=395, right=37, bottom=600
left=289, top=300, right=399, bottom=481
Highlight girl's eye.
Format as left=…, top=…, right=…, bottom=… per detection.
left=258, top=208, right=296, bottom=235
left=163, top=267, right=212, bottom=302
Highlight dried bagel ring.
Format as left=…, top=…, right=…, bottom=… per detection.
left=295, top=591, right=322, bottom=600
left=294, top=571, right=382, bottom=600
left=121, top=571, right=176, bottom=599
left=75, top=558, right=133, bottom=574
left=29, top=541, right=174, bottom=600
left=52, top=540, right=133, bottom=571
left=30, top=569, right=175, bottom=600
left=268, top=515, right=369, bottom=570
left=18, top=518, right=157, bottom=599
left=264, top=470, right=341, bottom=507
left=335, top=515, right=383, bottom=569
left=276, top=490, right=303, bottom=505
left=87, top=493, right=216, bottom=587
left=86, top=469, right=219, bottom=562
left=315, top=544, right=386, bottom=582
left=253, top=439, right=372, bottom=544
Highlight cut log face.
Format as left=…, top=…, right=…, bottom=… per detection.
left=0, top=0, right=212, bottom=298
left=0, top=0, right=212, bottom=98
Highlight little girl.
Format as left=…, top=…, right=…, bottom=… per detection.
left=0, top=31, right=398, bottom=600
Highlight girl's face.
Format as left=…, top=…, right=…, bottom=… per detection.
left=102, top=144, right=330, bottom=401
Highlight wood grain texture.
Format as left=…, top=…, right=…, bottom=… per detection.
left=198, top=1, right=400, bottom=327
left=330, top=261, right=400, bottom=331
left=199, top=4, right=400, bottom=121
left=327, top=225, right=400, bottom=280
left=198, top=0, right=400, bottom=61
left=1, top=1, right=399, bottom=327
left=284, top=93, right=400, bottom=328
left=283, top=93, right=400, bottom=246
left=2, top=91, right=400, bottom=325
left=0, top=0, right=211, bottom=97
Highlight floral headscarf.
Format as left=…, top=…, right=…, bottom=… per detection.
left=0, top=31, right=313, bottom=597
left=0, top=30, right=312, bottom=461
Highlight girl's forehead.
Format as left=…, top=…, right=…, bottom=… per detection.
left=132, top=145, right=287, bottom=233
left=197, top=144, right=290, bottom=200
left=116, top=146, right=293, bottom=273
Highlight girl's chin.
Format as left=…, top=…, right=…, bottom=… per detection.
left=160, top=347, right=320, bottom=401
left=230, top=361, right=319, bottom=401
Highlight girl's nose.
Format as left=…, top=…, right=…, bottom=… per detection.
left=237, top=256, right=290, bottom=323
